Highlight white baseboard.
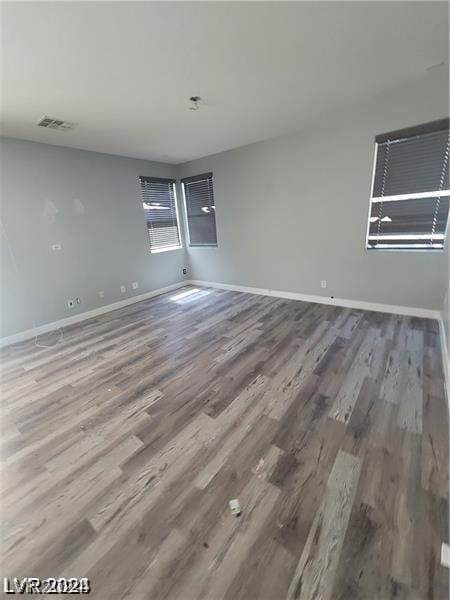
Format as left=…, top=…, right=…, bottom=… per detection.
left=438, top=317, right=450, bottom=404
left=188, top=279, right=440, bottom=320
left=0, top=281, right=187, bottom=348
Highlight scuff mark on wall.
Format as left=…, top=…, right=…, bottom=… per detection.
left=42, top=198, right=59, bottom=224
left=73, top=198, right=85, bottom=214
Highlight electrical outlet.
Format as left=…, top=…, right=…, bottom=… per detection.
left=75, top=297, right=81, bottom=304
left=131, top=281, right=139, bottom=290
left=67, top=299, right=75, bottom=308
left=51, top=244, right=62, bottom=251
left=99, top=290, right=105, bottom=298
left=321, top=280, right=327, bottom=289
left=183, top=268, right=187, bottom=275
left=120, top=285, right=126, bottom=294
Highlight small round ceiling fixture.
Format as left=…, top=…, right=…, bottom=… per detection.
left=189, top=96, right=201, bottom=110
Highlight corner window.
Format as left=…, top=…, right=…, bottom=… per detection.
left=182, top=172, right=217, bottom=247
left=139, top=176, right=182, bottom=253
left=366, top=119, right=449, bottom=250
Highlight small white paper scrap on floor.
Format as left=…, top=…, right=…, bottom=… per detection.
left=229, top=498, right=241, bottom=516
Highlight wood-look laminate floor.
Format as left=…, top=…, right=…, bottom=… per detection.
left=1, top=286, right=448, bottom=599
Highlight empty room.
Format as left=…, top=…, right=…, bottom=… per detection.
left=1, top=1, right=449, bottom=598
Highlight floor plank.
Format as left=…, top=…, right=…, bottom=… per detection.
left=1, top=285, right=448, bottom=599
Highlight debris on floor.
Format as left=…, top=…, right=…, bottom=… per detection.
left=229, top=498, right=241, bottom=516
left=441, top=543, right=450, bottom=568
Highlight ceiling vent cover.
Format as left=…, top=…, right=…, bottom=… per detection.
left=36, top=116, right=76, bottom=131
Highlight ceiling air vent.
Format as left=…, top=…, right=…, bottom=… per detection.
left=36, top=116, right=76, bottom=131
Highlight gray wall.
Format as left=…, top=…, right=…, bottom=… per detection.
left=178, top=69, right=449, bottom=311
left=1, top=138, right=187, bottom=338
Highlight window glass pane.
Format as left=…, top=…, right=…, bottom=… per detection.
left=182, top=173, right=217, bottom=247
left=367, top=121, right=449, bottom=251
left=139, top=177, right=181, bottom=253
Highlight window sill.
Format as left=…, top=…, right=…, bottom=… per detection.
left=150, top=245, right=183, bottom=254
left=365, top=247, right=444, bottom=253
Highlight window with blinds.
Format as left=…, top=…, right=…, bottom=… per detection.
left=182, top=172, right=217, bottom=247
left=366, top=119, right=449, bottom=250
left=139, top=176, right=182, bottom=253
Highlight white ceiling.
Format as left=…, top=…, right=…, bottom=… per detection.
left=1, top=2, right=448, bottom=164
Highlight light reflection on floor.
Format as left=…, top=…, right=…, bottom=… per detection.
left=169, top=287, right=211, bottom=303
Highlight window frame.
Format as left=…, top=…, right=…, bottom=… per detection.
left=365, top=120, right=450, bottom=253
left=138, top=176, right=183, bottom=254
left=181, top=172, right=218, bottom=248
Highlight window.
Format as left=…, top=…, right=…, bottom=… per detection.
left=366, top=119, right=449, bottom=251
left=139, top=176, right=182, bottom=253
left=182, top=172, right=217, bottom=246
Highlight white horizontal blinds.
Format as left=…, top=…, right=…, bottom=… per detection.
left=368, top=119, right=450, bottom=250
left=182, top=172, right=217, bottom=246
left=139, top=176, right=181, bottom=253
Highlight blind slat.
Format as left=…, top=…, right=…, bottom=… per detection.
left=373, top=129, right=449, bottom=197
